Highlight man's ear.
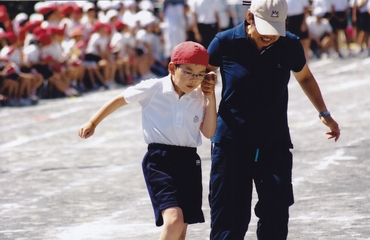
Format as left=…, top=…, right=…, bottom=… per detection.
left=246, top=10, right=254, bottom=25
left=168, top=62, right=176, bottom=75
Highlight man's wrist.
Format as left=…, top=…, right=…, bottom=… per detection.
left=319, top=110, right=331, bottom=118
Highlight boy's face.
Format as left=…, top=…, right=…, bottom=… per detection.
left=169, top=63, right=207, bottom=97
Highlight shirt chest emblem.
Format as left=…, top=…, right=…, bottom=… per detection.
left=193, top=115, right=199, bottom=123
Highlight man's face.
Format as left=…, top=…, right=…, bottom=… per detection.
left=246, top=11, right=280, bottom=50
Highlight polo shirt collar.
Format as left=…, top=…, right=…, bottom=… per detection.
left=233, top=21, right=248, bottom=40
left=163, top=74, right=174, bottom=94
left=163, top=74, right=199, bottom=100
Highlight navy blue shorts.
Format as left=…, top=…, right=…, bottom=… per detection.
left=329, top=11, right=348, bottom=31
left=84, top=53, right=101, bottom=63
left=356, top=11, right=370, bottom=32
left=142, top=143, right=205, bottom=226
left=33, top=64, right=53, bottom=80
left=287, top=14, right=309, bottom=40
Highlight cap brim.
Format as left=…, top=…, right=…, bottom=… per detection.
left=254, top=15, right=286, bottom=37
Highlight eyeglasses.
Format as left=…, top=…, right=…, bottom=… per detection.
left=177, top=67, right=206, bottom=81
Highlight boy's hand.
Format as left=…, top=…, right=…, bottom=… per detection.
left=78, top=121, right=96, bottom=139
left=202, top=72, right=217, bottom=98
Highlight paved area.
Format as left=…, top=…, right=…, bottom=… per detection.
left=1, top=56, right=370, bottom=240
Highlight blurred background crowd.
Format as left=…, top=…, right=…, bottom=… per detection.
left=0, top=0, right=369, bottom=107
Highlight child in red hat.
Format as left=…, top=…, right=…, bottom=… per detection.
left=83, top=21, right=111, bottom=90
left=0, top=31, right=43, bottom=106
left=23, top=32, right=78, bottom=98
left=110, top=19, right=134, bottom=84
left=63, top=26, right=86, bottom=92
left=78, top=41, right=217, bottom=239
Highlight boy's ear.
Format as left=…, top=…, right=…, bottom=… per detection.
left=168, top=62, right=176, bottom=74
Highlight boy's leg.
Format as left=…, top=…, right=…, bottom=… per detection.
left=94, top=67, right=105, bottom=85
left=31, top=73, right=43, bottom=93
left=109, top=61, right=117, bottom=82
left=86, top=68, right=96, bottom=87
left=143, top=144, right=204, bottom=238
left=159, top=207, right=187, bottom=240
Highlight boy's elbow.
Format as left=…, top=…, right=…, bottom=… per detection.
left=203, top=134, right=215, bottom=139
left=202, top=129, right=216, bottom=139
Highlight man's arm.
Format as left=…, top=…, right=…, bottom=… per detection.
left=207, top=64, right=219, bottom=72
left=293, top=63, right=341, bottom=141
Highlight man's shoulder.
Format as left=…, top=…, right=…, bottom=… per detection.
left=216, top=22, right=246, bottom=40
left=279, top=32, right=302, bottom=49
left=284, top=31, right=300, bottom=41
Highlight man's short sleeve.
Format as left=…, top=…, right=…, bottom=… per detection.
left=207, top=36, right=222, bottom=67
left=289, top=35, right=306, bottom=73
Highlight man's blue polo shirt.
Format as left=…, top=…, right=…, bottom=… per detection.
left=208, top=21, right=306, bottom=149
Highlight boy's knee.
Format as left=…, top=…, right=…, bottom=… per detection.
left=162, top=207, right=185, bottom=229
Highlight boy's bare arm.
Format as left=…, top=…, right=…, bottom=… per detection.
left=200, top=72, right=217, bottom=139
left=78, top=94, right=127, bottom=139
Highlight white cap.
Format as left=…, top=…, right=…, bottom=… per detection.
left=312, top=6, right=325, bottom=18
left=110, top=0, right=122, bottom=10
left=98, top=11, right=108, bottom=23
left=139, top=0, right=154, bottom=12
left=250, top=0, right=287, bottom=36
left=123, top=0, right=136, bottom=8
left=97, top=0, right=111, bottom=11
left=74, top=1, right=87, bottom=9
left=34, top=1, right=46, bottom=12
left=82, top=2, right=95, bottom=13
left=29, top=13, right=44, bottom=22
left=106, top=9, right=118, bottom=20
left=137, top=10, right=156, bottom=27
left=14, top=13, right=28, bottom=23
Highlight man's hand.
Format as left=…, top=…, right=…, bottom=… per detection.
left=320, top=116, right=340, bottom=142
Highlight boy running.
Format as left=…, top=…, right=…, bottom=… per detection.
left=78, top=41, right=217, bottom=240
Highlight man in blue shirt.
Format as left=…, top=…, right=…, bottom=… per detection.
left=207, top=0, right=341, bottom=239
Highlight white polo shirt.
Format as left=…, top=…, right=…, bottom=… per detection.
left=41, top=42, right=64, bottom=62
left=312, top=0, right=332, bottom=13
left=23, top=44, right=41, bottom=64
left=85, top=32, right=109, bottom=56
left=286, top=0, right=310, bottom=16
left=122, top=75, right=207, bottom=147
left=306, top=15, right=333, bottom=39
left=349, top=0, right=355, bottom=7
left=328, top=0, right=349, bottom=12
left=192, top=0, right=219, bottom=24
left=0, top=46, right=22, bottom=66
left=357, top=0, right=370, bottom=13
